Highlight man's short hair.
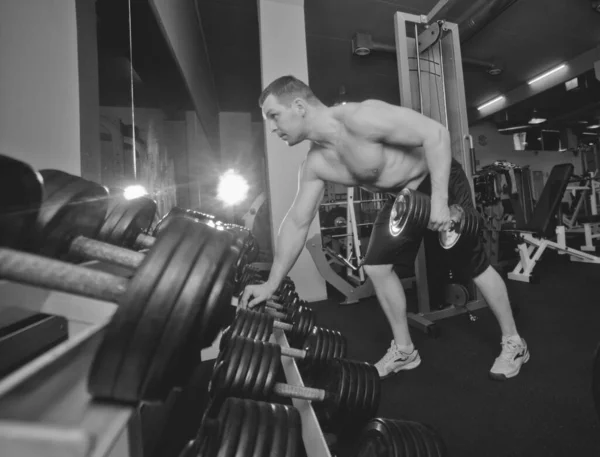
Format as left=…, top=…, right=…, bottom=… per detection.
left=258, top=75, right=319, bottom=107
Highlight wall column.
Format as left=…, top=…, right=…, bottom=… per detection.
left=258, top=0, right=327, bottom=301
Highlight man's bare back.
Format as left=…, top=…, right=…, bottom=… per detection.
left=304, top=101, right=431, bottom=193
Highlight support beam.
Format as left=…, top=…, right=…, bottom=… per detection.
left=258, top=0, right=327, bottom=301
left=472, top=45, right=600, bottom=122
left=149, top=0, right=220, bottom=151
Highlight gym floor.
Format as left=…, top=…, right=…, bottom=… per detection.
left=314, top=252, right=600, bottom=457
left=153, top=252, right=600, bottom=457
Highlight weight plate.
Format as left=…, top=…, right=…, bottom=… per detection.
left=412, top=421, right=447, bottom=456
left=270, top=402, right=289, bottom=457
left=197, top=231, right=235, bottom=348
left=237, top=399, right=260, bottom=457
left=142, top=226, right=224, bottom=399
left=217, top=398, right=244, bottom=457
left=389, top=420, right=412, bottom=457
left=232, top=338, right=256, bottom=398
left=345, top=362, right=362, bottom=428
left=252, top=401, right=274, bottom=457
left=222, top=336, right=250, bottom=398
left=262, top=343, right=280, bottom=400
left=285, top=404, right=301, bottom=457
left=244, top=339, right=265, bottom=399
left=444, top=283, right=469, bottom=308
left=87, top=215, right=183, bottom=401
left=356, top=418, right=397, bottom=457
left=252, top=341, right=272, bottom=399
left=113, top=219, right=205, bottom=402
left=172, top=228, right=237, bottom=388
left=98, top=196, right=156, bottom=248
left=0, top=155, right=44, bottom=250
left=314, top=359, right=347, bottom=432
left=37, top=170, right=108, bottom=259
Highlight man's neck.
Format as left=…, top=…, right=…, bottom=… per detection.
left=305, top=106, right=341, bottom=148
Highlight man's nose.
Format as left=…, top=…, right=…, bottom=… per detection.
left=268, top=120, right=277, bottom=133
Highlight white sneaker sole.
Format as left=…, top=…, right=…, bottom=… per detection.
left=379, top=356, right=422, bottom=380
left=489, top=351, right=530, bottom=381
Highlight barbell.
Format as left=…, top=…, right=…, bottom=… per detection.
left=209, top=335, right=380, bottom=435
left=389, top=188, right=482, bottom=249
left=0, top=216, right=237, bottom=404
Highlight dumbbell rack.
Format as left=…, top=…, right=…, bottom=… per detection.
left=227, top=297, right=334, bottom=457
left=0, top=260, right=334, bottom=457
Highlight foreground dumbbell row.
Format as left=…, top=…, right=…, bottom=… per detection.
left=0, top=216, right=237, bottom=403
left=33, top=167, right=258, bottom=280
left=211, top=334, right=380, bottom=436
left=178, top=396, right=447, bottom=457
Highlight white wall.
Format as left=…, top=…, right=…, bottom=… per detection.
left=0, top=0, right=81, bottom=174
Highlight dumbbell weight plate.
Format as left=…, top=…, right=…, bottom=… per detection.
left=142, top=227, right=235, bottom=398
left=88, top=215, right=183, bottom=400
left=37, top=169, right=109, bottom=259
left=252, top=402, right=274, bottom=457
left=270, top=401, right=289, bottom=457
left=0, top=155, right=44, bottom=250
left=97, top=194, right=156, bottom=249
left=113, top=219, right=205, bottom=401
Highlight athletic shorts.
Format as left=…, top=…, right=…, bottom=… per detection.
left=362, top=159, right=490, bottom=279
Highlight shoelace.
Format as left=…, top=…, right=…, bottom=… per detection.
left=500, top=339, right=521, bottom=360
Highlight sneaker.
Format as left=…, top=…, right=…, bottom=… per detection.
left=489, top=336, right=530, bottom=381
left=375, top=340, right=421, bottom=379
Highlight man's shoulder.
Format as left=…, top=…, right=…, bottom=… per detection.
left=339, top=100, right=395, bottom=130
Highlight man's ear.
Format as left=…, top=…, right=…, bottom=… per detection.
left=292, top=98, right=308, bottom=116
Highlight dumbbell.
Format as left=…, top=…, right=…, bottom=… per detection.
left=225, top=306, right=318, bottom=349
left=354, top=417, right=447, bottom=457
left=0, top=216, right=238, bottom=404
left=32, top=170, right=254, bottom=284
left=389, top=188, right=482, bottom=249
left=36, top=169, right=156, bottom=262
left=179, top=397, right=301, bottom=457
left=210, top=335, right=380, bottom=435
left=0, top=155, right=44, bottom=251
left=221, top=309, right=347, bottom=367
left=154, top=207, right=259, bottom=280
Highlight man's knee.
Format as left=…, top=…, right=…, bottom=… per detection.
left=363, top=263, right=394, bottom=279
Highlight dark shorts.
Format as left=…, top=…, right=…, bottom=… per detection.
left=362, top=159, right=490, bottom=279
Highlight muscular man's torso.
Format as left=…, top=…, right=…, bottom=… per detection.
left=307, top=106, right=430, bottom=193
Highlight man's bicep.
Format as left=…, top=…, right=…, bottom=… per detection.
left=288, top=162, right=325, bottom=228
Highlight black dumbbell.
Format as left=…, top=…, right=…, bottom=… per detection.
left=220, top=311, right=347, bottom=367
left=355, top=417, right=447, bottom=456
left=0, top=155, right=44, bottom=251
left=0, top=216, right=237, bottom=404
left=389, top=188, right=482, bottom=249
left=209, top=335, right=380, bottom=435
left=179, top=397, right=301, bottom=457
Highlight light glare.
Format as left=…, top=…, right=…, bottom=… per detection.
left=217, top=170, right=249, bottom=206
left=123, top=185, right=148, bottom=200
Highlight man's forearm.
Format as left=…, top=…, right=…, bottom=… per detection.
left=266, top=217, right=309, bottom=290
left=424, top=129, right=452, bottom=200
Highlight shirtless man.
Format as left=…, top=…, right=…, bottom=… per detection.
left=240, top=75, right=529, bottom=381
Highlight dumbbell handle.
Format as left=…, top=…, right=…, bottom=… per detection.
left=70, top=236, right=145, bottom=270
left=0, top=248, right=127, bottom=303
left=273, top=382, right=326, bottom=402
left=280, top=345, right=307, bottom=360
left=135, top=233, right=155, bottom=250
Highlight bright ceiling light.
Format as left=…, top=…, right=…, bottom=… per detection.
left=477, top=96, right=505, bottom=111
left=528, top=64, right=566, bottom=85
left=217, top=169, right=249, bottom=206
left=123, top=185, right=148, bottom=200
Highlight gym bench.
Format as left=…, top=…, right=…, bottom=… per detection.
left=507, top=163, right=600, bottom=283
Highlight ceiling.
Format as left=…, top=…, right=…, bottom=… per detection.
left=96, top=0, right=600, bottom=129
